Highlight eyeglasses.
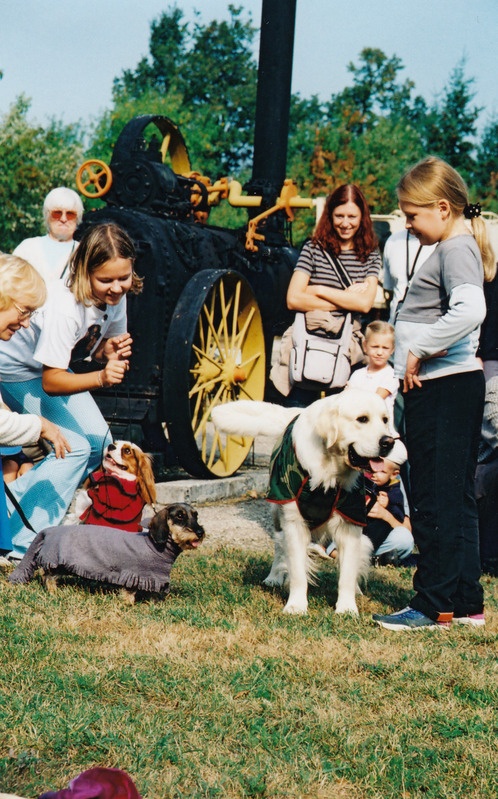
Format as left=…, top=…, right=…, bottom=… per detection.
left=50, top=209, right=78, bottom=221
left=12, top=302, right=36, bottom=321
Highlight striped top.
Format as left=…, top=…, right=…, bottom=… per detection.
left=295, top=240, right=381, bottom=289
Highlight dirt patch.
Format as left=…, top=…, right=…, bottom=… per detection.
left=195, top=497, right=274, bottom=553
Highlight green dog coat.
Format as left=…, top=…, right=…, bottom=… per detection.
left=267, top=418, right=366, bottom=530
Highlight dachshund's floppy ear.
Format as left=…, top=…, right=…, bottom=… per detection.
left=314, top=406, right=339, bottom=450
left=136, top=451, right=157, bottom=505
left=148, top=508, right=169, bottom=546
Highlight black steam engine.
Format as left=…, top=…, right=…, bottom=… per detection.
left=75, top=0, right=306, bottom=480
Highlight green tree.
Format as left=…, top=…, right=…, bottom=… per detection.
left=90, top=5, right=258, bottom=179
left=289, top=48, right=427, bottom=216
left=326, top=48, right=427, bottom=135
left=0, top=97, right=83, bottom=252
left=472, top=116, right=498, bottom=211
left=424, top=59, right=481, bottom=179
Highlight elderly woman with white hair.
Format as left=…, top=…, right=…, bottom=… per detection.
left=13, top=186, right=84, bottom=283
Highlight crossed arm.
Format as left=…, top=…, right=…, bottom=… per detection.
left=286, top=270, right=379, bottom=314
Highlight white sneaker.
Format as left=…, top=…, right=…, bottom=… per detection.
left=452, top=613, right=485, bottom=627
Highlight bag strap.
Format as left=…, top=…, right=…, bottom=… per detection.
left=320, top=246, right=353, bottom=289
left=4, top=481, right=37, bottom=533
left=396, top=231, right=423, bottom=317
left=405, top=230, right=423, bottom=283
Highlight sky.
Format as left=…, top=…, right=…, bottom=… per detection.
left=0, top=0, right=497, bottom=134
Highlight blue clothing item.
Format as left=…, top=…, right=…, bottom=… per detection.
left=0, top=477, right=12, bottom=551
left=1, top=379, right=111, bottom=558
left=365, top=475, right=407, bottom=551
left=373, top=606, right=451, bottom=630
left=373, top=525, right=414, bottom=562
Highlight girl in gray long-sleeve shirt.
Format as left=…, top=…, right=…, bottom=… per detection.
left=373, top=156, right=496, bottom=632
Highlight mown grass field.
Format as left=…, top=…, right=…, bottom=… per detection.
left=0, top=544, right=496, bottom=799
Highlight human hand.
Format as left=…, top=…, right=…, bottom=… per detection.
left=346, top=282, right=369, bottom=294
left=403, top=351, right=423, bottom=392
left=367, top=500, right=388, bottom=520
left=101, top=359, right=129, bottom=387
left=103, top=333, right=133, bottom=362
left=39, top=418, right=72, bottom=458
left=376, top=491, right=389, bottom=509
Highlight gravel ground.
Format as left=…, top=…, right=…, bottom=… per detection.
left=64, top=492, right=274, bottom=554
left=195, top=496, right=274, bottom=553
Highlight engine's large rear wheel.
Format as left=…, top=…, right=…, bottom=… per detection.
left=163, top=270, right=266, bottom=478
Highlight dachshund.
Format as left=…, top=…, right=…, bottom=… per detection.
left=9, top=503, right=205, bottom=604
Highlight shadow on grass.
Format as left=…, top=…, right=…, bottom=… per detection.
left=27, top=572, right=169, bottom=604
left=241, top=552, right=414, bottom=610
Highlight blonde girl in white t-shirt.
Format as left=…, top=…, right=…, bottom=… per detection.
left=0, top=223, right=143, bottom=558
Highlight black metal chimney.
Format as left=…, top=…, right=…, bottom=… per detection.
left=246, top=0, right=297, bottom=203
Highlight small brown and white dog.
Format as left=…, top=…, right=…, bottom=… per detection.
left=9, top=503, right=205, bottom=603
left=76, top=441, right=157, bottom=532
left=212, top=388, right=395, bottom=615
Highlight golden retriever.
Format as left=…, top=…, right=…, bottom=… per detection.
left=212, top=388, right=394, bottom=615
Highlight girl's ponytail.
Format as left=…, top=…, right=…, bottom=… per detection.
left=468, top=216, right=496, bottom=282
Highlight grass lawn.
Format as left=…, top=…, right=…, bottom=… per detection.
left=0, top=547, right=496, bottom=799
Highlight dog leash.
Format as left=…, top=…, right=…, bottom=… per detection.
left=4, top=482, right=38, bottom=533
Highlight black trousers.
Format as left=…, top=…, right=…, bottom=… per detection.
left=475, top=457, right=498, bottom=574
left=404, top=371, right=485, bottom=620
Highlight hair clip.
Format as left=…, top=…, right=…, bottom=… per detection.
left=464, top=203, right=482, bottom=219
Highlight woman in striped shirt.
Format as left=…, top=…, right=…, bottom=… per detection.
left=270, top=184, right=381, bottom=405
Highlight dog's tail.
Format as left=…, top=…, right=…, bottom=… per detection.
left=211, top=400, right=301, bottom=441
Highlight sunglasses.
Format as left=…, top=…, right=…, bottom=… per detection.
left=12, top=302, right=36, bottom=321
left=50, top=209, right=78, bottom=221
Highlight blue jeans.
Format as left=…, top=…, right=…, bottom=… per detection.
left=404, top=371, right=485, bottom=620
left=2, top=379, right=111, bottom=557
left=373, top=525, right=414, bottom=561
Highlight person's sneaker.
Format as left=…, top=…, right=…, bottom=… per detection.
left=373, top=606, right=450, bottom=631
left=376, top=551, right=401, bottom=567
left=452, top=613, right=485, bottom=627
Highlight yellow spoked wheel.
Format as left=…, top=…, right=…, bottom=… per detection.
left=76, top=159, right=113, bottom=198
left=164, top=270, right=266, bottom=478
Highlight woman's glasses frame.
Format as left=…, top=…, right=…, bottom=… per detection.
left=12, top=302, right=36, bottom=321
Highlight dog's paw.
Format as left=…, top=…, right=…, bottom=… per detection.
left=42, top=573, right=58, bottom=595
left=282, top=601, right=308, bottom=615
left=262, top=575, right=285, bottom=588
left=119, top=588, right=136, bottom=606
left=335, top=601, right=359, bottom=615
